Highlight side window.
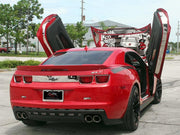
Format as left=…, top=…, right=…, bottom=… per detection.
left=125, top=52, right=141, bottom=67
left=125, top=54, right=133, bottom=65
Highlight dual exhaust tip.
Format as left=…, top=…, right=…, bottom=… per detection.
left=16, top=112, right=102, bottom=123
left=84, top=115, right=102, bottom=124
left=16, top=112, right=28, bottom=120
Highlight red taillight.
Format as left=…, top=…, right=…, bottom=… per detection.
left=79, top=76, right=93, bottom=84
left=96, top=75, right=109, bottom=83
left=14, top=75, right=22, bottom=83
left=24, top=76, right=32, bottom=83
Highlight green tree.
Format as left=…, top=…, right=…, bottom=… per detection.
left=99, top=22, right=116, bottom=30
left=76, top=22, right=88, bottom=47
left=168, top=42, right=179, bottom=53
left=66, top=24, right=77, bottom=43
left=15, top=0, right=44, bottom=54
left=0, top=4, right=14, bottom=53
left=66, top=22, right=88, bottom=47
left=11, top=23, right=25, bottom=54
left=29, top=23, right=40, bottom=55
left=99, top=22, right=109, bottom=30
left=11, top=5, right=26, bottom=54
left=29, top=23, right=40, bottom=38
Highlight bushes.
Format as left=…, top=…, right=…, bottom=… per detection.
left=23, top=60, right=41, bottom=66
left=0, top=60, right=41, bottom=69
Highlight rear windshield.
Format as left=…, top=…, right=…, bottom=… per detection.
left=43, top=51, right=113, bottom=65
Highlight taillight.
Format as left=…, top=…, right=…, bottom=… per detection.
left=79, top=76, right=93, bottom=84
left=24, top=76, right=32, bottom=83
left=14, top=75, right=22, bottom=83
left=96, top=75, right=109, bottom=83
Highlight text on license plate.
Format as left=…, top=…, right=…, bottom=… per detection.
left=43, top=90, right=64, bottom=102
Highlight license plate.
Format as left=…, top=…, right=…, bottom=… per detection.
left=43, top=90, right=64, bottom=102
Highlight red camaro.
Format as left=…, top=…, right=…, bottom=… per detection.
left=10, top=8, right=170, bottom=131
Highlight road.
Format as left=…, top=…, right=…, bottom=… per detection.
left=0, top=56, right=46, bottom=62
left=0, top=60, right=180, bottom=135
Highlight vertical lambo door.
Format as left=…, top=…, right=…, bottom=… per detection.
left=37, top=14, right=74, bottom=57
left=146, top=8, right=171, bottom=79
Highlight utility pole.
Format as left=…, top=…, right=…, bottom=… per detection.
left=177, top=21, right=180, bottom=54
left=81, top=0, right=85, bottom=23
left=80, top=0, right=85, bottom=47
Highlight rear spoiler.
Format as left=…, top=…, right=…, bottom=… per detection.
left=16, top=65, right=109, bottom=72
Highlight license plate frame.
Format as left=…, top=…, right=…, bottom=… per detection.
left=43, top=90, right=64, bottom=102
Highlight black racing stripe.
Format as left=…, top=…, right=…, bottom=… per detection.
left=111, top=66, right=135, bottom=73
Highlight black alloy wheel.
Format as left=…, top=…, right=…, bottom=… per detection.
left=133, top=87, right=140, bottom=126
left=123, top=85, right=140, bottom=131
left=153, top=79, right=162, bottom=104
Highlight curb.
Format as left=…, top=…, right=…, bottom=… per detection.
left=0, top=68, right=16, bottom=72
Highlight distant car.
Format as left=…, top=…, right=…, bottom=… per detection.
left=10, top=8, right=171, bottom=131
left=11, top=47, right=36, bottom=52
left=0, top=47, right=10, bottom=53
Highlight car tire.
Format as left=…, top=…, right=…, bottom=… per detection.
left=123, top=85, right=140, bottom=131
left=1, top=50, right=5, bottom=53
left=152, top=79, right=162, bottom=104
left=22, top=120, right=47, bottom=126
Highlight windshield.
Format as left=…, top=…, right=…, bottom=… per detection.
left=43, top=50, right=113, bottom=65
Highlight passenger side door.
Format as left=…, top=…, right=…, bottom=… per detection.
left=146, top=8, right=171, bottom=79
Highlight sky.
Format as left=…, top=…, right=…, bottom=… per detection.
left=0, top=0, right=180, bottom=42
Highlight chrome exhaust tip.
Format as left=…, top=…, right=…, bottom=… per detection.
left=84, top=115, right=93, bottom=123
left=21, top=112, right=28, bottom=120
left=92, top=115, right=101, bottom=123
left=16, top=112, right=22, bottom=119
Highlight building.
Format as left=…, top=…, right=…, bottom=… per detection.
left=82, top=20, right=129, bottom=47
left=0, top=20, right=129, bottom=52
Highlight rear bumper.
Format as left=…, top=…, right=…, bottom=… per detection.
left=10, top=83, right=129, bottom=120
left=13, top=106, right=123, bottom=125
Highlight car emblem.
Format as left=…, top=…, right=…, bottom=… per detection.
left=47, top=76, right=58, bottom=81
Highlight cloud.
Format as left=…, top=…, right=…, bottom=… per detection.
left=0, top=0, right=19, bottom=5
left=43, top=7, right=68, bottom=16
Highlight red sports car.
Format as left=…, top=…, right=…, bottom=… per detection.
left=10, top=8, right=170, bottom=131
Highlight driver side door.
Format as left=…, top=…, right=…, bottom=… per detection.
left=37, top=14, right=74, bottom=57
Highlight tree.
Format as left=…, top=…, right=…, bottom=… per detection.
left=76, top=22, right=88, bottom=47
left=99, top=22, right=116, bottom=30
left=11, top=21, right=25, bottom=54
left=29, top=23, right=40, bottom=38
left=66, top=22, right=88, bottom=47
left=15, top=0, right=44, bottom=54
left=168, top=42, right=179, bottom=53
left=10, top=5, right=26, bottom=54
left=66, top=24, right=77, bottom=43
left=0, top=4, right=14, bottom=53
left=29, top=23, right=40, bottom=55
left=99, top=22, right=109, bottom=30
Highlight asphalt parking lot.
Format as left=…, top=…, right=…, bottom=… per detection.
left=0, top=60, right=180, bottom=135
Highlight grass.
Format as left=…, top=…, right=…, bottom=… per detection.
left=0, top=60, right=41, bottom=69
left=165, top=56, right=174, bottom=60
left=0, top=51, right=47, bottom=57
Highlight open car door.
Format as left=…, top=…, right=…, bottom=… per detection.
left=146, top=8, right=171, bottom=79
left=37, top=14, right=74, bottom=57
